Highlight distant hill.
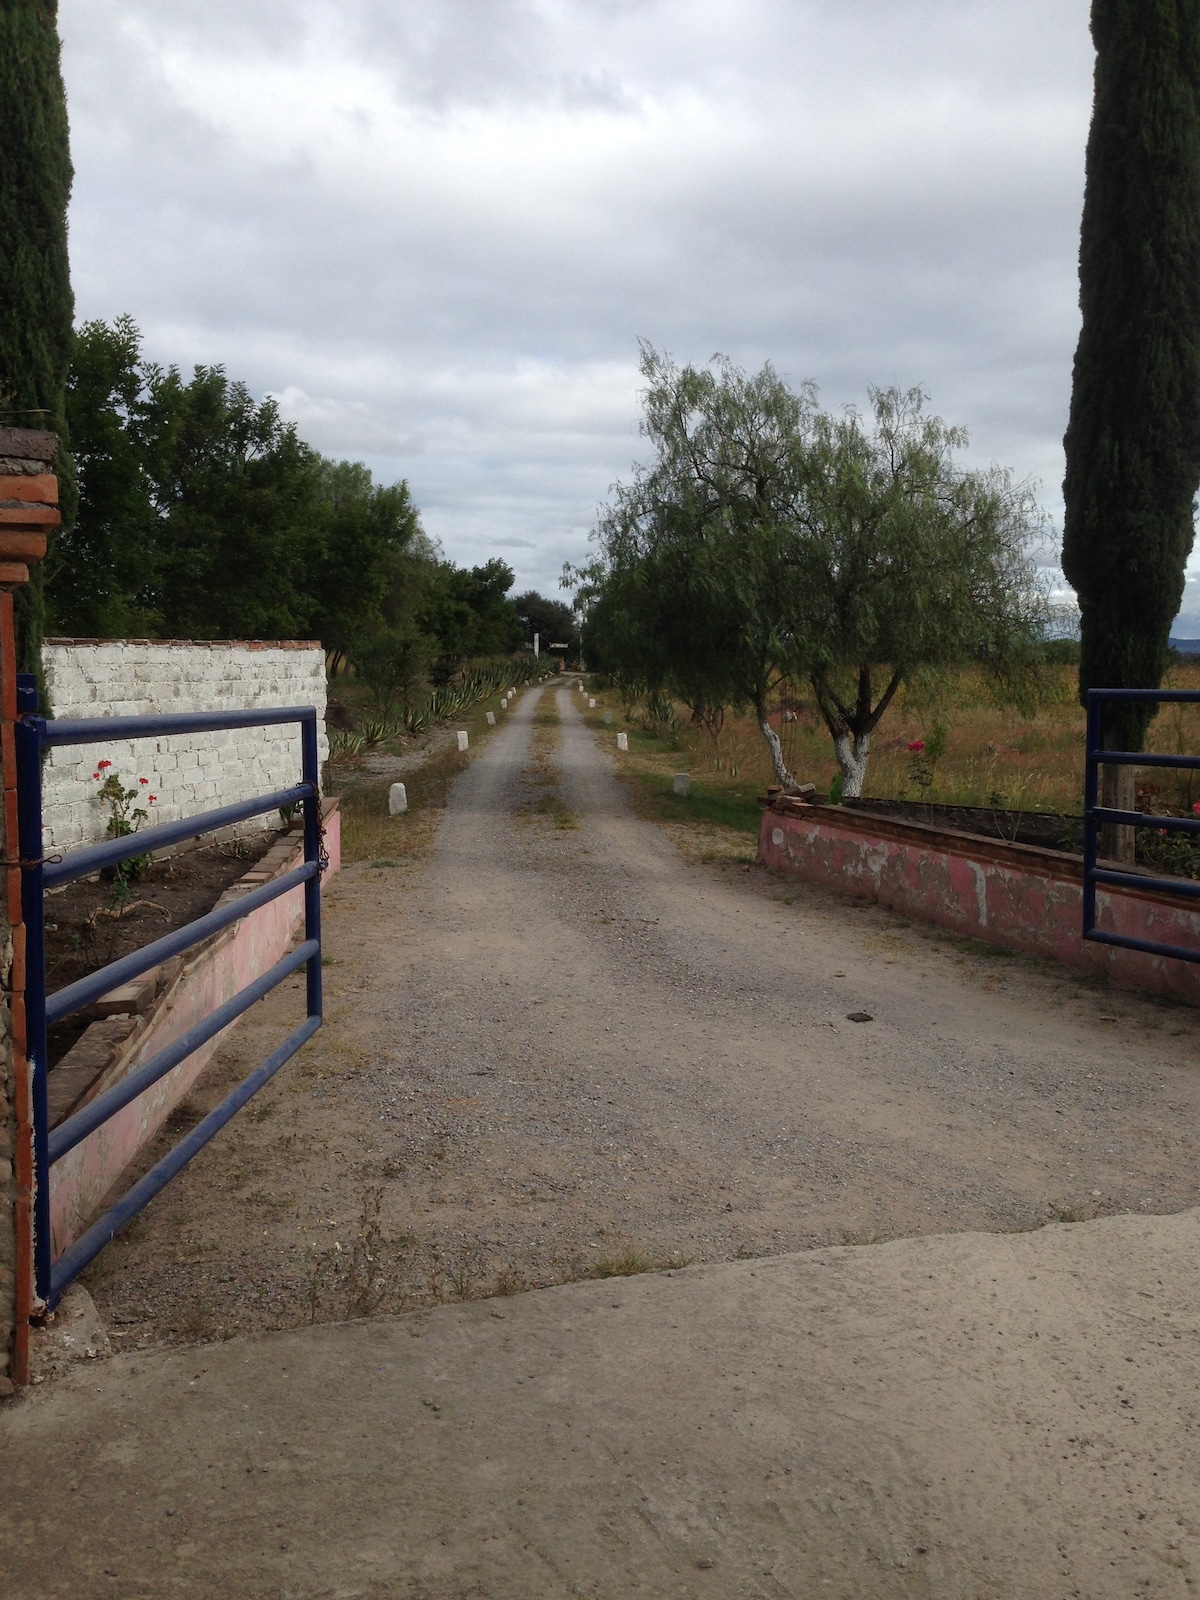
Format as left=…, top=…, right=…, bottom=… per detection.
left=1171, top=638, right=1200, bottom=655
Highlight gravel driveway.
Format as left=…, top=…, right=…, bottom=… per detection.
left=78, top=683, right=1200, bottom=1349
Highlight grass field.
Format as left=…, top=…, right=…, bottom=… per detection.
left=577, top=661, right=1200, bottom=845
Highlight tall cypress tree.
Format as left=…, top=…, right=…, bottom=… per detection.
left=1062, top=0, right=1200, bottom=756
left=0, top=0, right=74, bottom=678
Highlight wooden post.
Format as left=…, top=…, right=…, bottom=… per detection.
left=0, top=427, right=57, bottom=1393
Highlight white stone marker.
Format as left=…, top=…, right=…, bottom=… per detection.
left=457, top=730, right=469, bottom=751
left=486, top=711, right=496, bottom=725
left=588, top=697, right=596, bottom=709
left=603, top=710, right=612, bottom=724
left=388, top=782, right=408, bottom=815
left=673, top=772, right=691, bottom=797
left=616, top=732, right=628, bottom=751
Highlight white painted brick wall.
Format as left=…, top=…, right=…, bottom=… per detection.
left=41, top=641, right=328, bottom=851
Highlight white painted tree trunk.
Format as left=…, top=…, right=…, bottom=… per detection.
left=758, top=718, right=795, bottom=788
left=833, top=730, right=871, bottom=798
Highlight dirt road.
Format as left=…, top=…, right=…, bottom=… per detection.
left=73, top=683, right=1200, bottom=1348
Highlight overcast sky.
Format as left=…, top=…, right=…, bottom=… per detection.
left=58, top=0, right=1197, bottom=629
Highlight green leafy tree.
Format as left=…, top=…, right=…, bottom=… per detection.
left=61, top=319, right=438, bottom=650
left=581, top=348, right=811, bottom=778
left=353, top=626, right=431, bottom=714
left=585, top=350, right=1047, bottom=795
left=0, top=0, right=76, bottom=675
left=799, top=388, right=1048, bottom=796
left=54, top=316, right=160, bottom=636
left=420, top=558, right=522, bottom=681
left=1061, top=0, right=1200, bottom=857
left=307, top=461, right=425, bottom=673
left=137, top=362, right=325, bottom=639
left=58, top=317, right=533, bottom=692
left=514, top=589, right=579, bottom=658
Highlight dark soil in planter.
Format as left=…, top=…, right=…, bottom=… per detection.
left=842, top=797, right=1081, bottom=854
left=43, top=831, right=285, bottom=1068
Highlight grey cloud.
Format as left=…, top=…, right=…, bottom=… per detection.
left=60, top=0, right=1107, bottom=599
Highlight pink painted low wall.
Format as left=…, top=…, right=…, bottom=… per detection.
left=759, top=801, right=1200, bottom=1006
left=49, top=805, right=341, bottom=1253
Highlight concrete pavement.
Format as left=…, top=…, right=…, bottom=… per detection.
left=3, top=1207, right=1198, bottom=1598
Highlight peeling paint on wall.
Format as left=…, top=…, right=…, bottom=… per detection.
left=759, top=803, right=1200, bottom=1005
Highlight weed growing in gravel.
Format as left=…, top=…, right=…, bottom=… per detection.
left=491, top=1262, right=529, bottom=1296
left=533, top=793, right=579, bottom=829
left=303, top=1188, right=419, bottom=1322
left=1047, top=1200, right=1103, bottom=1224
left=577, top=1246, right=690, bottom=1280
left=447, top=1257, right=478, bottom=1301
left=837, top=1227, right=893, bottom=1247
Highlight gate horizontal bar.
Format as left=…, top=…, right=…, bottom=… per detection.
left=46, top=861, right=317, bottom=1025
left=1085, top=928, right=1200, bottom=964
left=44, top=784, right=313, bottom=887
left=48, top=939, right=319, bottom=1162
left=1088, top=751, right=1200, bottom=771
left=36, top=705, right=316, bottom=747
left=1090, top=807, right=1200, bottom=833
left=1089, top=865, right=1200, bottom=899
left=49, top=1012, right=322, bottom=1300
left=1087, top=688, right=1200, bottom=703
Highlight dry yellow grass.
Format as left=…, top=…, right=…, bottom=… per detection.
left=582, top=660, right=1200, bottom=836
left=331, top=699, right=504, bottom=866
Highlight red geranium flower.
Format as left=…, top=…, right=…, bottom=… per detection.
left=92, top=772, right=99, bottom=780
left=97, top=759, right=112, bottom=770
left=139, top=777, right=149, bottom=785
left=1192, top=802, right=1200, bottom=817
left=908, top=740, right=926, bottom=753
left=148, top=795, right=157, bottom=804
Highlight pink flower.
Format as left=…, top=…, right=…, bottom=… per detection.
left=139, top=777, right=149, bottom=785
left=908, top=740, right=926, bottom=753
left=1158, top=828, right=1168, bottom=836
left=1192, top=802, right=1200, bottom=817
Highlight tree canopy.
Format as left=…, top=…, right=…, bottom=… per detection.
left=54, top=317, right=555, bottom=703
left=1061, top=0, right=1200, bottom=754
left=514, top=589, right=580, bottom=659
left=581, top=348, right=1048, bottom=794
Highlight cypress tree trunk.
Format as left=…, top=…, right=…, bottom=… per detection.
left=0, top=0, right=75, bottom=684
left=1062, top=1, right=1200, bottom=860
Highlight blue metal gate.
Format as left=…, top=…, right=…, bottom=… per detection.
left=16, top=677, right=324, bottom=1310
left=1083, top=685, right=1200, bottom=962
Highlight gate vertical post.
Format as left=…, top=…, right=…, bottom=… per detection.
left=0, top=426, right=57, bottom=1392
left=301, top=711, right=323, bottom=1024
left=15, top=681, right=50, bottom=1311
left=1082, top=690, right=1102, bottom=939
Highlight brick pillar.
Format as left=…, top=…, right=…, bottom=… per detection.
left=0, top=428, right=57, bottom=1394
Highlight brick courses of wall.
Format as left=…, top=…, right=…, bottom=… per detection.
left=41, top=640, right=329, bottom=850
